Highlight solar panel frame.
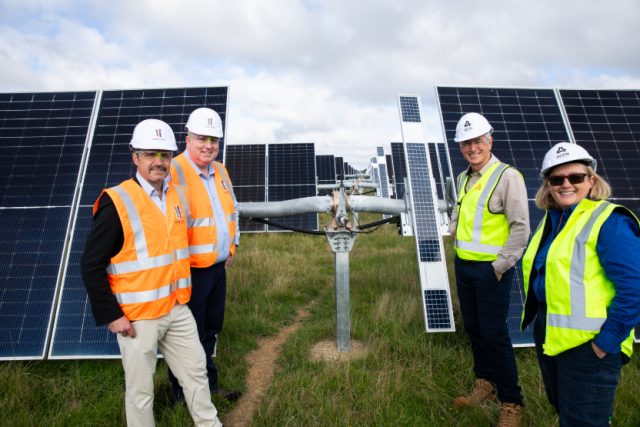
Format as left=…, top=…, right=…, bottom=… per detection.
left=0, top=90, right=99, bottom=360
left=435, top=85, right=576, bottom=347
left=48, top=86, right=230, bottom=359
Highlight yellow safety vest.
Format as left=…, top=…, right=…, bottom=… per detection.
left=455, top=162, right=513, bottom=261
left=521, top=199, right=638, bottom=357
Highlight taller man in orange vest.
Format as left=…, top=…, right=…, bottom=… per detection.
left=167, top=108, right=241, bottom=403
left=81, top=119, right=223, bottom=426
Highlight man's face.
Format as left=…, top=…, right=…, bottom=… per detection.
left=460, top=135, right=493, bottom=169
left=186, top=133, right=220, bottom=167
left=132, top=150, right=172, bottom=184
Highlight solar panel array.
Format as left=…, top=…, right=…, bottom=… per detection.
left=49, top=86, right=230, bottom=358
left=436, top=85, right=575, bottom=346
left=0, top=91, right=97, bottom=359
left=390, top=142, right=407, bottom=200
left=377, top=147, right=384, bottom=156
left=267, top=143, right=318, bottom=232
left=226, top=144, right=267, bottom=232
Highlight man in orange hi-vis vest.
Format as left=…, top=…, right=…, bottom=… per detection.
left=167, top=108, right=241, bottom=404
left=81, top=119, right=224, bottom=427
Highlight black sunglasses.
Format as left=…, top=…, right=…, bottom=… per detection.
left=547, top=173, right=588, bottom=186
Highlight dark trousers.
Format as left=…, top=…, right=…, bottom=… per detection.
left=454, top=256, right=523, bottom=405
left=533, top=303, right=627, bottom=427
left=169, top=262, right=227, bottom=399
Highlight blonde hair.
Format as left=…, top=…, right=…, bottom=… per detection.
left=535, top=165, right=612, bottom=210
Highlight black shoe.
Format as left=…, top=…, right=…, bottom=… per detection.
left=211, top=389, right=242, bottom=402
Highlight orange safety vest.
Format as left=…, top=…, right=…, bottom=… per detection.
left=170, top=154, right=237, bottom=268
left=94, top=179, right=192, bottom=321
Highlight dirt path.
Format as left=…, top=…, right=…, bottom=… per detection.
left=222, top=303, right=313, bottom=427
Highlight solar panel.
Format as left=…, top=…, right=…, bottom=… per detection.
left=335, top=156, right=344, bottom=181
left=437, top=142, right=453, bottom=192
left=428, top=143, right=445, bottom=199
left=377, top=147, right=384, bottom=156
left=556, top=88, right=640, bottom=343
left=391, top=142, right=407, bottom=199
left=385, top=154, right=395, bottom=196
left=226, top=144, right=267, bottom=232
left=0, top=90, right=98, bottom=360
left=49, top=86, right=229, bottom=358
left=267, top=143, right=318, bottom=232
left=436, top=85, right=574, bottom=346
left=344, top=162, right=350, bottom=177
left=399, top=94, right=455, bottom=333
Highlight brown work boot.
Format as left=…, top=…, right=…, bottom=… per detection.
left=452, top=378, right=496, bottom=408
left=497, top=402, right=523, bottom=427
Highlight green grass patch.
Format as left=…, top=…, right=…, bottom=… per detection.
left=1, top=212, right=639, bottom=426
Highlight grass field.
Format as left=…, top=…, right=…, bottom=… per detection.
left=2, top=212, right=640, bottom=426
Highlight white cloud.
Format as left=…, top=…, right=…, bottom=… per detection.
left=1, top=0, right=640, bottom=168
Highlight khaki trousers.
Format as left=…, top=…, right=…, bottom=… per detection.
left=117, top=303, right=222, bottom=427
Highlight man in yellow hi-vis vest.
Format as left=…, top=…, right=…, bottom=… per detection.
left=167, top=108, right=242, bottom=404
left=81, top=119, right=223, bottom=426
left=449, top=113, right=530, bottom=427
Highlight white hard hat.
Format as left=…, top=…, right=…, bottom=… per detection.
left=130, top=119, right=177, bottom=151
left=185, top=108, right=223, bottom=138
left=454, top=112, right=493, bottom=142
left=540, top=142, right=597, bottom=178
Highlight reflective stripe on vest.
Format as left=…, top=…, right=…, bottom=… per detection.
left=189, top=243, right=218, bottom=255
left=455, top=162, right=510, bottom=256
left=546, top=201, right=610, bottom=331
left=114, top=277, right=192, bottom=305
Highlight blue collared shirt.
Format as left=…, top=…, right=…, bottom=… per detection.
left=136, top=172, right=169, bottom=216
left=531, top=202, right=640, bottom=353
left=183, top=155, right=240, bottom=264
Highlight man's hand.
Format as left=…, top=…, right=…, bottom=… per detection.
left=494, top=268, right=503, bottom=282
left=591, top=340, right=607, bottom=359
left=451, top=230, right=456, bottom=241
left=225, top=255, right=233, bottom=269
left=109, top=315, right=136, bottom=338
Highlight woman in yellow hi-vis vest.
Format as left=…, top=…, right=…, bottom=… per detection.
left=521, top=142, right=640, bottom=427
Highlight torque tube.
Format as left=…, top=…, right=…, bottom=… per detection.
left=237, top=196, right=332, bottom=218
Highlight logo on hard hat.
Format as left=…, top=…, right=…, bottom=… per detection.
left=464, top=121, right=471, bottom=127
left=155, top=129, right=162, bottom=138
left=557, top=147, right=567, bottom=154
left=208, top=118, right=213, bottom=126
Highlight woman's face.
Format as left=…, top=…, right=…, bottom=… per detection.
left=548, top=162, right=595, bottom=210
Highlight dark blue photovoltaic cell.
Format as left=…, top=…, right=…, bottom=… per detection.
left=436, top=86, right=568, bottom=346
left=0, top=90, right=96, bottom=359
left=378, top=164, right=390, bottom=198
left=428, top=143, right=444, bottom=199
left=267, top=143, right=317, bottom=231
left=334, top=157, right=344, bottom=181
left=0, top=207, right=72, bottom=358
left=405, top=143, right=441, bottom=263
left=226, top=144, right=266, bottom=232
left=0, top=91, right=96, bottom=207
left=49, top=86, right=229, bottom=358
left=424, top=290, right=452, bottom=330
left=400, top=96, right=421, bottom=122
left=391, top=142, right=407, bottom=200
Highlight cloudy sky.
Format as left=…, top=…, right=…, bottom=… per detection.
left=1, top=0, right=639, bottom=168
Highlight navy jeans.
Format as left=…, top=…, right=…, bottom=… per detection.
left=455, top=256, right=523, bottom=405
left=169, top=262, right=227, bottom=399
left=534, top=303, right=627, bottom=427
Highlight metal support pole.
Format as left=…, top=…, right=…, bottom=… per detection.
left=334, top=251, right=350, bottom=352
